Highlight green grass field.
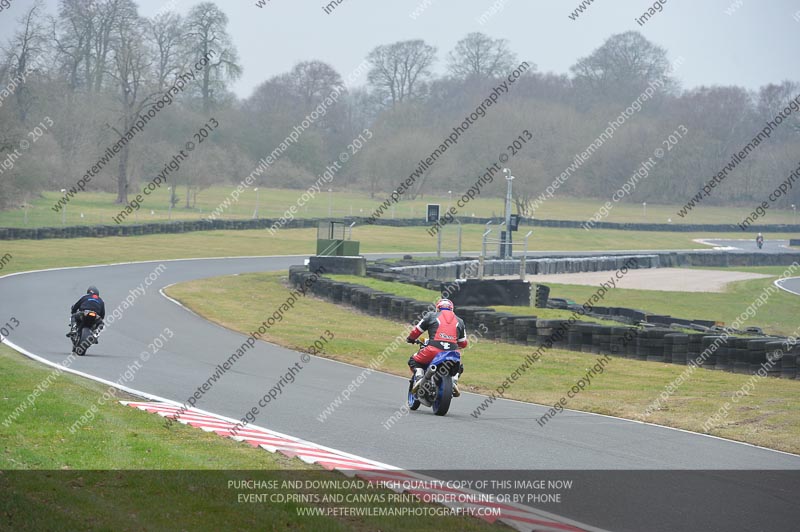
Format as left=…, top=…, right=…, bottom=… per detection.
left=5, top=187, right=800, bottom=228
left=0, top=346, right=494, bottom=531
left=167, top=271, right=800, bottom=455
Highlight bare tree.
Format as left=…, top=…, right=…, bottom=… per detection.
left=289, top=60, right=344, bottom=106
left=447, top=32, right=518, bottom=80
left=571, top=31, right=674, bottom=101
left=367, top=39, right=437, bottom=107
left=147, top=11, right=185, bottom=92
left=184, top=2, right=241, bottom=112
left=757, top=81, right=800, bottom=135
left=107, top=0, right=154, bottom=205
left=3, top=1, right=48, bottom=121
left=89, top=0, right=128, bottom=93
left=52, top=0, right=92, bottom=91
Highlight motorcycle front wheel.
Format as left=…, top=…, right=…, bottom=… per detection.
left=407, top=378, right=421, bottom=410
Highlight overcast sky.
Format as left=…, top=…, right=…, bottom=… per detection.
left=3, top=0, right=799, bottom=98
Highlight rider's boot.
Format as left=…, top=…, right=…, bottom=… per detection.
left=411, top=368, right=424, bottom=394
left=452, top=374, right=461, bottom=397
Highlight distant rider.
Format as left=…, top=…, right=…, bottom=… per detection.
left=756, top=232, right=764, bottom=248
left=406, top=298, right=467, bottom=397
left=67, top=286, right=106, bottom=341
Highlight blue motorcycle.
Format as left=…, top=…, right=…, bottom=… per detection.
left=408, top=340, right=462, bottom=416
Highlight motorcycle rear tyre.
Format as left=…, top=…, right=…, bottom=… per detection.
left=76, top=327, right=92, bottom=356
left=433, top=377, right=453, bottom=416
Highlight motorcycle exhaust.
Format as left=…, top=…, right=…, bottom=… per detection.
left=423, top=365, right=437, bottom=380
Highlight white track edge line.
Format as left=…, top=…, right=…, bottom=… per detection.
left=775, top=277, right=800, bottom=296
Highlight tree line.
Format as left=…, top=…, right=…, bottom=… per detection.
left=0, top=0, right=798, bottom=214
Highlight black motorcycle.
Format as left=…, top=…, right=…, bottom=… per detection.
left=69, top=310, right=102, bottom=356
left=756, top=236, right=764, bottom=249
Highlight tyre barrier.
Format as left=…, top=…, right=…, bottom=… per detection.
left=534, top=319, right=572, bottom=349
left=496, top=314, right=516, bottom=344
left=8, top=214, right=800, bottom=241
left=699, top=335, right=727, bottom=369
left=728, top=337, right=750, bottom=375
left=746, top=339, right=775, bottom=375
left=779, top=346, right=799, bottom=379
left=483, top=311, right=507, bottom=341
left=512, top=317, right=537, bottom=345
left=289, top=266, right=795, bottom=376
left=686, top=334, right=705, bottom=366
left=390, top=255, right=660, bottom=282
left=474, top=310, right=498, bottom=335
left=635, top=328, right=669, bottom=362
left=567, top=325, right=585, bottom=351
left=0, top=217, right=331, bottom=241
left=664, top=333, right=689, bottom=365
left=575, top=323, right=598, bottom=354
left=765, top=342, right=785, bottom=378
left=592, top=325, right=612, bottom=355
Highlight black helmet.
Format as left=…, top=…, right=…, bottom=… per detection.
left=87, top=285, right=99, bottom=296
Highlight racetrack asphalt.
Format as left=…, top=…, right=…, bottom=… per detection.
left=2, top=253, right=799, bottom=531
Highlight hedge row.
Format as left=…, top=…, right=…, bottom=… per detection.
left=289, top=266, right=800, bottom=379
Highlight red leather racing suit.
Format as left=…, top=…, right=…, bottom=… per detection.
left=407, top=310, right=468, bottom=366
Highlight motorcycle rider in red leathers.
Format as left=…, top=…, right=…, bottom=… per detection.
left=406, top=298, right=467, bottom=397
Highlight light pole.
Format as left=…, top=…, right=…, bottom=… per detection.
left=455, top=218, right=462, bottom=257
left=642, top=202, right=647, bottom=219
left=60, top=189, right=66, bottom=226
left=167, top=186, right=173, bottom=220
left=503, top=168, right=514, bottom=258
left=480, top=221, right=493, bottom=279
left=253, top=187, right=259, bottom=219
left=793, top=204, right=797, bottom=225
left=328, top=188, right=332, bottom=217
left=520, top=230, right=533, bottom=280
left=448, top=190, right=452, bottom=206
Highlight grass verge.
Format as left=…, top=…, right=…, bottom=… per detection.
left=167, top=272, right=800, bottom=454
left=0, top=344, right=497, bottom=531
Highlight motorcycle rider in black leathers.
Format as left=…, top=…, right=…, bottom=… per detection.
left=67, top=286, right=106, bottom=342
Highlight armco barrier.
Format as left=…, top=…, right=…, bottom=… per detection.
left=288, top=265, right=796, bottom=378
